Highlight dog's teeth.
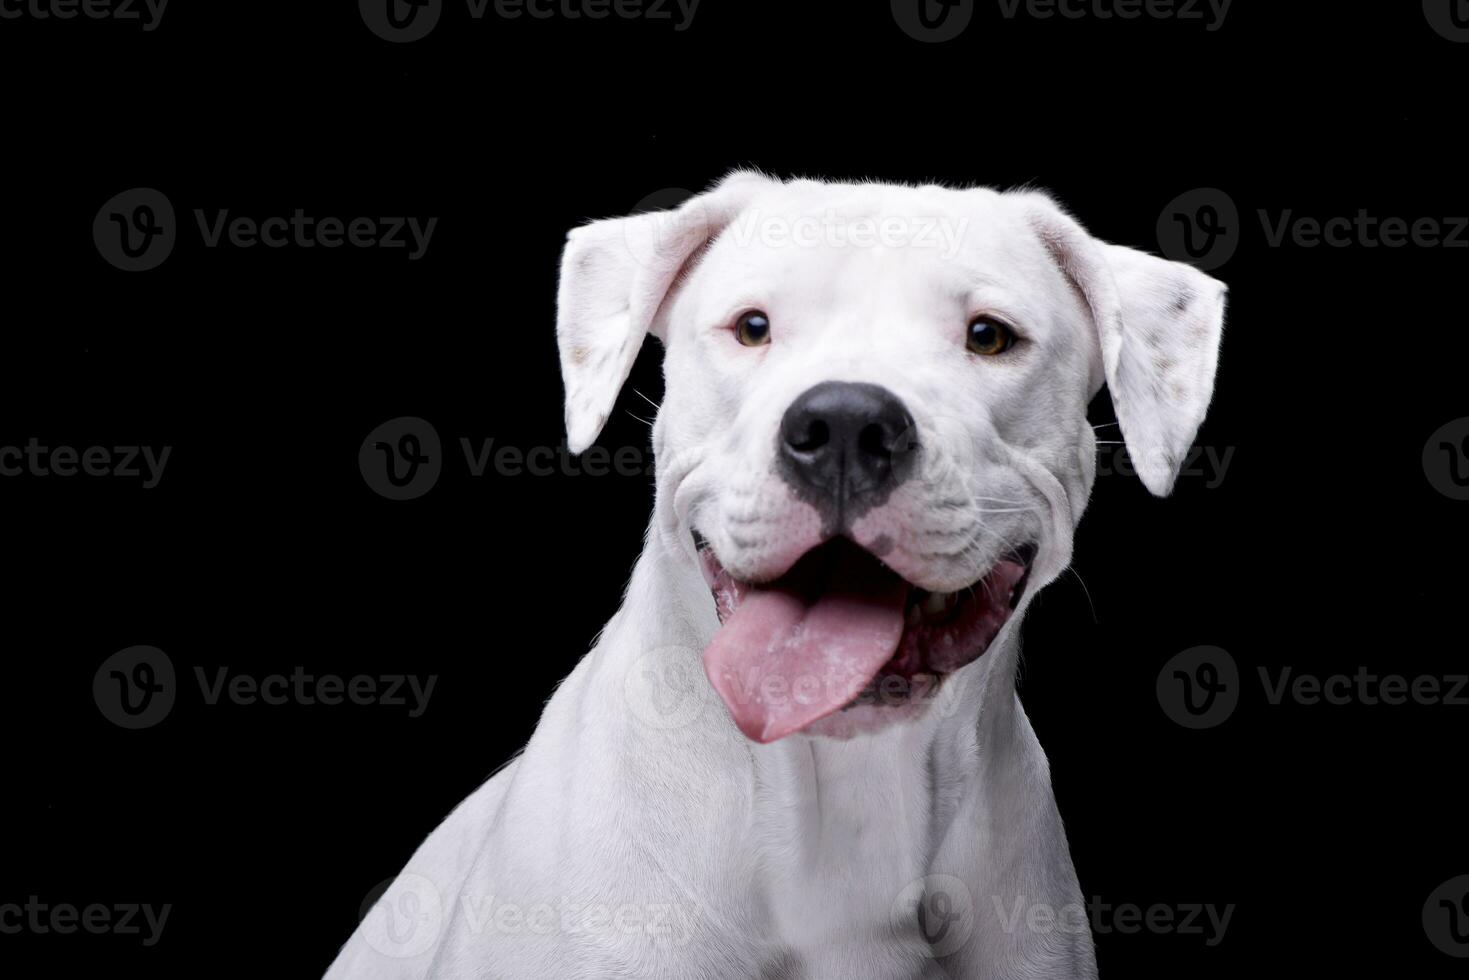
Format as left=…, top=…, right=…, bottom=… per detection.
left=922, top=592, right=949, bottom=616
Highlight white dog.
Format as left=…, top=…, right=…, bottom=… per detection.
left=326, top=172, right=1226, bottom=979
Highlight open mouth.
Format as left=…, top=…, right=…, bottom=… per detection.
left=694, top=533, right=1036, bottom=743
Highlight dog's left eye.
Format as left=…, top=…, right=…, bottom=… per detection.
left=966, top=316, right=1016, bottom=356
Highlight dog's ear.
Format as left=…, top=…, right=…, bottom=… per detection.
left=1017, top=192, right=1228, bottom=496
left=556, top=170, right=773, bottom=453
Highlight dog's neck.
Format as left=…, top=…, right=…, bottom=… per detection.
left=604, top=520, right=1026, bottom=879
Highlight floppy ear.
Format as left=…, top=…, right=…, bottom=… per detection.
left=1018, top=193, right=1228, bottom=496
left=556, top=171, right=773, bottom=453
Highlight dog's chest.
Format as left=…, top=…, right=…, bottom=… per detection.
left=745, top=740, right=953, bottom=965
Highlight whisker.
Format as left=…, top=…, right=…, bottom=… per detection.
left=1064, top=566, right=1099, bottom=624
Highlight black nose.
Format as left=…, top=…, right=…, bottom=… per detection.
left=778, top=381, right=918, bottom=524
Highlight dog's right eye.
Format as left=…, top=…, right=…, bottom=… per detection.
left=735, top=310, right=772, bottom=347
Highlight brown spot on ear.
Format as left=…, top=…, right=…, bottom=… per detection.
left=1157, top=356, right=1177, bottom=374
left=569, top=345, right=591, bottom=366
left=1145, top=330, right=1167, bottom=351
left=1171, top=382, right=1189, bottom=401
left=1172, top=289, right=1193, bottom=313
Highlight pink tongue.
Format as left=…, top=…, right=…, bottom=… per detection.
left=702, top=554, right=909, bottom=743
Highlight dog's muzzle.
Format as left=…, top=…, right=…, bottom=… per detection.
left=688, top=381, right=1040, bottom=744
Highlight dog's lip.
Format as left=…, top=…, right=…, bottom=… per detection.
left=1005, top=541, right=1037, bottom=610
left=693, top=530, right=1039, bottom=676
left=691, top=527, right=1037, bottom=602
left=692, top=529, right=718, bottom=589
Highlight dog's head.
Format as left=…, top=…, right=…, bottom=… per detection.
left=557, top=172, right=1226, bottom=743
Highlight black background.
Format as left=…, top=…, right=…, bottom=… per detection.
left=2, top=1, right=1466, bottom=976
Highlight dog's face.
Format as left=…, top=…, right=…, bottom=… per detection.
left=558, top=172, right=1226, bottom=743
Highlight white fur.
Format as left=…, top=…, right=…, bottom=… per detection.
left=325, top=173, right=1226, bottom=979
